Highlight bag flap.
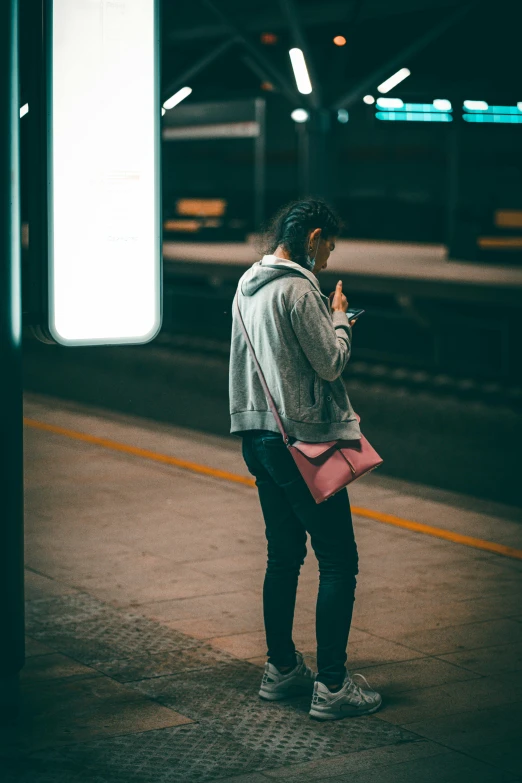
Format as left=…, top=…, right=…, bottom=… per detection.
left=291, top=440, right=338, bottom=459
left=338, top=439, right=363, bottom=453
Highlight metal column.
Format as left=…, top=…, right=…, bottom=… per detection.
left=254, top=98, right=266, bottom=231
left=446, top=114, right=460, bottom=259
left=298, top=108, right=332, bottom=200
left=0, top=0, right=25, bottom=720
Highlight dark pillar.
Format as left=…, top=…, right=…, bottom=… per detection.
left=254, top=97, right=266, bottom=231
left=446, top=112, right=460, bottom=258
left=297, top=108, right=332, bottom=200
left=0, top=0, right=25, bottom=720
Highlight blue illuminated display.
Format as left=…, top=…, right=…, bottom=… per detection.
left=375, top=100, right=522, bottom=125
left=375, top=99, right=453, bottom=122
left=403, top=103, right=452, bottom=113
left=376, top=111, right=452, bottom=122
left=484, top=106, right=522, bottom=115
left=463, top=114, right=522, bottom=123
left=462, top=103, right=522, bottom=124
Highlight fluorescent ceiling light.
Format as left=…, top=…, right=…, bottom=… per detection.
left=337, top=109, right=349, bottom=123
left=291, top=108, right=309, bottom=123
left=20, top=103, right=29, bottom=118
left=363, top=94, right=375, bottom=105
left=433, top=99, right=452, bottom=111
left=289, top=48, right=312, bottom=95
left=518, top=102, right=522, bottom=112
left=377, top=68, right=410, bottom=94
left=376, top=97, right=404, bottom=109
left=463, top=100, right=488, bottom=111
left=163, top=86, right=192, bottom=110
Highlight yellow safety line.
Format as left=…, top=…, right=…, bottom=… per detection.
left=350, top=506, right=522, bottom=560
left=24, top=417, right=522, bottom=562
left=23, top=418, right=255, bottom=488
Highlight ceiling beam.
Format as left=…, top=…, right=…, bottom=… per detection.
left=167, top=1, right=464, bottom=43
left=200, top=0, right=300, bottom=106
left=240, top=55, right=279, bottom=92
left=331, top=1, right=475, bottom=110
left=162, top=38, right=236, bottom=102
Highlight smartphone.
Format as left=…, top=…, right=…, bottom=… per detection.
left=345, top=308, right=365, bottom=321
left=328, top=292, right=365, bottom=321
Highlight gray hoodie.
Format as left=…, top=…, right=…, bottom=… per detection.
left=229, top=255, right=362, bottom=442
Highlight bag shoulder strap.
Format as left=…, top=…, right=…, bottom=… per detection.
left=234, top=292, right=290, bottom=444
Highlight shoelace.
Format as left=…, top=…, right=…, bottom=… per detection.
left=302, top=663, right=315, bottom=680
left=345, top=672, right=375, bottom=703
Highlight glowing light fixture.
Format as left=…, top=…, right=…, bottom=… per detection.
left=403, top=103, right=452, bottom=112
left=337, top=109, right=349, bottom=123
left=433, top=99, right=452, bottom=111
left=363, top=94, right=375, bottom=105
left=476, top=105, right=521, bottom=115
left=462, top=102, right=522, bottom=123
left=377, top=67, right=410, bottom=94
left=161, top=107, right=166, bottom=116
left=176, top=199, right=226, bottom=217
left=291, top=108, right=309, bottom=123
left=463, top=100, right=488, bottom=111
left=163, top=86, right=192, bottom=111
left=376, top=111, right=452, bottom=122
left=289, top=48, right=312, bottom=95
left=261, top=32, right=277, bottom=45
left=20, top=103, right=29, bottom=118
left=48, top=0, right=160, bottom=345
left=376, top=97, right=404, bottom=109
left=463, top=114, right=522, bottom=124
left=333, top=35, right=346, bottom=46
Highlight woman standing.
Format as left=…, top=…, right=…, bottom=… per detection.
left=229, top=199, right=382, bottom=720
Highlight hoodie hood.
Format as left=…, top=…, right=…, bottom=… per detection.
left=240, top=254, right=322, bottom=297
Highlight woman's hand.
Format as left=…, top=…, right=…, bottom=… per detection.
left=329, top=280, right=356, bottom=327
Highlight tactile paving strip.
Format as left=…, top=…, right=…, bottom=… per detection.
left=25, top=594, right=114, bottom=628
left=93, top=645, right=234, bottom=683
left=132, top=662, right=417, bottom=765
left=26, top=594, right=206, bottom=663
left=5, top=724, right=275, bottom=783
left=17, top=591, right=421, bottom=782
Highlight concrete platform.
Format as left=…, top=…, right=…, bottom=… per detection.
left=164, top=239, right=522, bottom=291
left=2, top=393, right=522, bottom=782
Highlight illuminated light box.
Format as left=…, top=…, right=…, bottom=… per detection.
left=463, top=114, right=522, bottom=123
left=403, top=103, right=452, bottom=113
left=495, top=210, right=522, bottom=228
left=376, top=111, right=452, bottom=122
left=484, top=106, right=522, bottom=115
left=48, top=0, right=161, bottom=345
left=176, top=199, right=227, bottom=217
left=163, top=219, right=201, bottom=233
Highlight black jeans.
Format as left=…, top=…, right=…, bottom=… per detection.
left=241, top=429, right=359, bottom=687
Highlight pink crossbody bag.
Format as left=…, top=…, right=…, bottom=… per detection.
left=235, top=293, right=383, bottom=504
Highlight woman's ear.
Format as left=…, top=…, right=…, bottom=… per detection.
left=309, top=227, right=321, bottom=251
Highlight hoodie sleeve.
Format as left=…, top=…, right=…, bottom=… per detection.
left=290, top=290, right=352, bottom=382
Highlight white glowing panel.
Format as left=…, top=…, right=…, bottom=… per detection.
left=50, top=0, right=160, bottom=345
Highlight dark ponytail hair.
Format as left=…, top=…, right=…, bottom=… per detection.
left=262, top=198, right=341, bottom=268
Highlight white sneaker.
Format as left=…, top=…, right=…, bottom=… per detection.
left=259, top=651, right=316, bottom=701
left=309, top=671, right=382, bottom=720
